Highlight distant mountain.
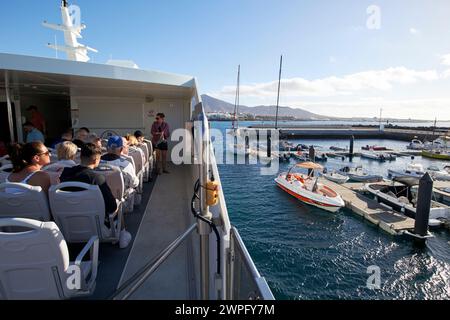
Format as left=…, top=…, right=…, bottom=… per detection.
left=201, top=94, right=332, bottom=120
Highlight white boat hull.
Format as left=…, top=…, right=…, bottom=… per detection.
left=323, top=173, right=349, bottom=184
left=275, top=174, right=345, bottom=213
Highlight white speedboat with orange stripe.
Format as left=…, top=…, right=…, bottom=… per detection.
left=275, top=162, right=345, bottom=213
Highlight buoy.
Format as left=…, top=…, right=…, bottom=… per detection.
left=206, top=180, right=219, bottom=206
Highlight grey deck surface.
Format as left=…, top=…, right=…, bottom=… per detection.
left=116, top=163, right=198, bottom=300
left=80, top=175, right=156, bottom=300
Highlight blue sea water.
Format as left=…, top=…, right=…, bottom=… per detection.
left=213, top=121, right=450, bottom=300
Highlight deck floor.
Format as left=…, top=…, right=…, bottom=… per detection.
left=115, top=163, right=198, bottom=300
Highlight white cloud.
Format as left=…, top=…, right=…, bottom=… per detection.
left=409, top=28, right=419, bottom=35
left=277, top=98, right=450, bottom=119
left=441, top=54, right=450, bottom=66
left=215, top=67, right=439, bottom=99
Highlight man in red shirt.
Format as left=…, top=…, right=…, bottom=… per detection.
left=27, top=105, right=46, bottom=136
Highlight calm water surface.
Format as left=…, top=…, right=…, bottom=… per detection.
left=213, top=121, right=450, bottom=300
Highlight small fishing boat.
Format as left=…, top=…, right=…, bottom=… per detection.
left=407, top=139, right=424, bottom=150
left=280, top=140, right=295, bottom=151
left=361, top=151, right=396, bottom=162
left=315, top=153, right=328, bottom=162
left=362, top=145, right=388, bottom=151
left=323, top=171, right=349, bottom=184
left=329, top=146, right=347, bottom=152
left=388, top=162, right=425, bottom=179
left=366, top=178, right=449, bottom=226
left=339, top=166, right=383, bottom=182
left=275, top=162, right=345, bottom=213
left=422, top=149, right=450, bottom=161
left=296, top=144, right=310, bottom=151
left=427, top=165, right=450, bottom=181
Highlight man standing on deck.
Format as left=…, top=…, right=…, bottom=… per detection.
left=23, top=122, right=45, bottom=144
left=27, top=106, right=46, bottom=136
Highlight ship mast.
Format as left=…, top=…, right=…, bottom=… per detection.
left=43, top=0, right=98, bottom=62
left=275, top=55, right=283, bottom=130
left=232, top=65, right=241, bottom=131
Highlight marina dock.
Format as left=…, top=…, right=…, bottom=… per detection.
left=248, top=125, right=449, bottom=142
left=318, top=178, right=416, bottom=236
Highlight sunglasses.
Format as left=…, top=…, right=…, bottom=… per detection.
left=38, top=151, right=51, bottom=157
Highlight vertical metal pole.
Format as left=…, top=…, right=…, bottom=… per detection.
left=308, top=146, right=315, bottom=176
left=414, top=173, right=433, bottom=238
left=349, top=135, right=354, bottom=162
left=267, top=133, right=272, bottom=158
left=5, top=71, right=15, bottom=143
left=275, top=55, right=283, bottom=130
left=198, top=105, right=212, bottom=300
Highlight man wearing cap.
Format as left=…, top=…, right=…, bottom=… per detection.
left=27, top=105, right=46, bottom=135
left=101, top=136, right=139, bottom=189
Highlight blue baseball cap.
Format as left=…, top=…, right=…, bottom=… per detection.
left=107, top=136, right=123, bottom=149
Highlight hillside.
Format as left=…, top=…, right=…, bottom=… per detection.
left=201, top=94, right=332, bottom=120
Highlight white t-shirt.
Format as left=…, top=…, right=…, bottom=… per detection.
left=101, top=154, right=139, bottom=189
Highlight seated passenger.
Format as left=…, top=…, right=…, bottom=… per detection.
left=72, top=127, right=90, bottom=148
left=101, top=136, right=139, bottom=189
left=51, top=128, right=73, bottom=149
left=134, top=130, right=145, bottom=144
left=6, top=142, right=52, bottom=193
left=44, top=141, right=78, bottom=172
left=23, top=122, right=45, bottom=144
left=60, top=143, right=132, bottom=248
left=125, top=134, right=139, bottom=147
left=87, top=133, right=103, bottom=150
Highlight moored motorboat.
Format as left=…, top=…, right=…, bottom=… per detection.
left=323, top=171, right=349, bottom=184
left=330, top=146, right=347, bottom=152
left=361, top=151, right=396, bottom=161
left=422, top=149, right=450, bottom=161
left=275, top=162, right=345, bottom=213
left=407, top=139, right=424, bottom=150
left=427, top=165, right=450, bottom=181
left=365, top=179, right=449, bottom=226
left=362, top=145, right=388, bottom=151
left=339, top=166, right=383, bottom=182
left=388, top=162, right=425, bottom=179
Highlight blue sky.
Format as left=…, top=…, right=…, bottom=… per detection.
left=1, top=0, right=450, bottom=119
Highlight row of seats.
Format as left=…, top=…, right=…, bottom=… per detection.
left=0, top=140, right=155, bottom=299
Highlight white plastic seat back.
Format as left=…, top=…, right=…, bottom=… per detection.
left=0, top=156, right=11, bottom=168
left=144, top=139, right=154, bottom=156
left=121, top=154, right=136, bottom=172
left=0, top=164, right=13, bottom=184
left=95, top=164, right=125, bottom=201
left=0, top=218, right=69, bottom=300
left=129, top=148, right=144, bottom=175
left=49, top=182, right=105, bottom=243
left=138, top=143, right=149, bottom=164
left=0, top=183, right=51, bottom=221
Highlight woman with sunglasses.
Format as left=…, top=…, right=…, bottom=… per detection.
left=6, top=142, right=52, bottom=194
left=151, top=113, right=171, bottom=175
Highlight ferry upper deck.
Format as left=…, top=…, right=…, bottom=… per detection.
left=0, top=53, right=273, bottom=300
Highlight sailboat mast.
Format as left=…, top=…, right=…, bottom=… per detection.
left=275, top=55, right=283, bottom=130
left=233, top=65, right=240, bottom=130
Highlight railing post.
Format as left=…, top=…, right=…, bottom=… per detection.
left=195, top=103, right=212, bottom=300
left=5, top=71, right=15, bottom=143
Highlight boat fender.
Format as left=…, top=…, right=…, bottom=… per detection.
left=206, top=180, right=219, bottom=206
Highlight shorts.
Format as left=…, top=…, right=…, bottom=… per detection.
left=153, top=141, right=168, bottom=151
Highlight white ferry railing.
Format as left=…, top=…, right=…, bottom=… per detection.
left=192, top=97, right=274, bottom=300
left=228, top=227, right=274, bottom=300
